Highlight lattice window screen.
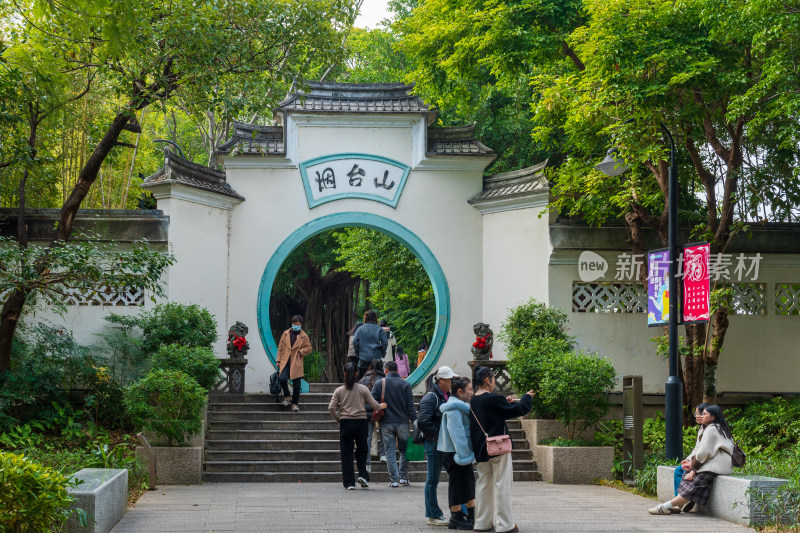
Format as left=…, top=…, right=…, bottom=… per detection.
left=775, top=283, right=800, bottom=316
left=721, top=283, right=766, bottom=315
left=572, top=282, right=646, bottom=313
left=0, top=285, right=144, bottom=306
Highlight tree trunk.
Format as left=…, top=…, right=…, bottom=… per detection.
left=0, top=290, right=29, bottom=372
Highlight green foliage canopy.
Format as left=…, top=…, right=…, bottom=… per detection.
left=150, top=344, right=220, bottom=392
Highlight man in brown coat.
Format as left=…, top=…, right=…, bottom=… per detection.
left=277, top=314, right=313, bottom=412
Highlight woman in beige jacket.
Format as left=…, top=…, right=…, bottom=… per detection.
left=648, top=404, right=735, bottom=515
left=277, top=314, right=313, bottom=412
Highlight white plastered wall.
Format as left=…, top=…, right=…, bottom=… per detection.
left=476, top=193, right=553, bottom=360
left=549, top=251, right=800, bottom=393
left=221, top=114, right=493, bottom=391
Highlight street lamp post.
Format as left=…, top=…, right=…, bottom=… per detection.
left=596, top=123, right=683, bottom=461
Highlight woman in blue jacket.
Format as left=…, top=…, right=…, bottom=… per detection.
left=438, top=376, right=476, bottom=530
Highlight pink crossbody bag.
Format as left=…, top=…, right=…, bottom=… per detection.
left=471, top=407, right=513, bottom=457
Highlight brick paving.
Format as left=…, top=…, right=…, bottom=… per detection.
left=111, top=482, right=755, bottom=532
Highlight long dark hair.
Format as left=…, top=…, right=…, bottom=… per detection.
left=425, top=372, right=436, bottom=393
left=472, top=365, right=494, bottom=391
left=366, top=359, right=384, bottom=389
left=703, top=404, right=733, bottom=439
left=344, top=363, right=358, bottom=390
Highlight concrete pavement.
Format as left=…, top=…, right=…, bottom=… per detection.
left=111, top=482, right=756, bottom=533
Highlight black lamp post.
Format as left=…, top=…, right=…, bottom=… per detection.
left=595, top=124, right=683, bottom=461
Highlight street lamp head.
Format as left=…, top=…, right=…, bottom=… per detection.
left=595, top=148, right=630, bottom=177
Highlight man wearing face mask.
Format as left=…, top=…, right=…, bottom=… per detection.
left=277, top=315, right=313, bottom=412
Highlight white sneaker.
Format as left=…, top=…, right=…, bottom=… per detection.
left=380, top=455, right=387, bottom=462
left=346, top=486, right=355, bottom=490
left=648, top=503, right=673, bottom=515
left=282, top=397, right=290, bottom=407
left=357, top=476, right=369, bottom=488
left=399, top=479, right=409, bottom=485
left=389, top=481, right=399, bottom=488
left=427, top=517, right=449, bottom=526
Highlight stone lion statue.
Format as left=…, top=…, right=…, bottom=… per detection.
left=471, top=322, right=493, bottom=361
left=227, top=321, right=250, bottom=358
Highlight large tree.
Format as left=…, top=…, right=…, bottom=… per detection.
left=396, top=0, right=800, bottom=407
left=0, top=0, right=358, bottom=371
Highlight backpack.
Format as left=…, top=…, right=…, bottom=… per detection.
left=730, top=441, right=746, bottom=468
left=269, top=371, right=282, bottom=400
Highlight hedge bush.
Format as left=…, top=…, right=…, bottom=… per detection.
left=107, top=302, right=217, bottom=356
left=150, top=344, right=220, bottom=391
left=123, top=369, right=206, bottom=446
left=499, top=298, right=572, bottom=352
left=537, top=351, right=617, bottom=438
left=0, top=450, right=84, bottom=532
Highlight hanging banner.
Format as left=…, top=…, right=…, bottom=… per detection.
left=682, top=243, right=711, bottom=322
left=647, top=249, right=670, bottom=326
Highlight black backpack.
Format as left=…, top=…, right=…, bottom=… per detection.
left=269, top=371, right=282, bottom=400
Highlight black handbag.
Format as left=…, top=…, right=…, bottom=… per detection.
left=269, top=371, right=281, bottom=398
left=730, top=442, right=746, bottom=468
left=411, top=419, right=425, bottom=444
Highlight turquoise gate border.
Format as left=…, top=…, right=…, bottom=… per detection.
left=256, top=212, right=450, bottom=387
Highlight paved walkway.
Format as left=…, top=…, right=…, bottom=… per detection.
left=111, top=482, right=755, bottom=532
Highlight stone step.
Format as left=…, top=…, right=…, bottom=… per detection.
left=207, top=429, right=341, bottom=440
left=208, top=410, right=334, bottom=422
left=204, top=449, right=534, bottom=462
left=209, top=402, right=335, bottom=413
left=204, top=438, right=532, bottom=451
left=202, top=470, right=540, bottom=483
left=204, top=459, right=539, bottom=474
left=206, top=424, right=529, bottom=441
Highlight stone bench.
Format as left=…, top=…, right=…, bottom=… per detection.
left=66, top=468, right=128, bottom=533
left=657, top=465, right=789, bottom=526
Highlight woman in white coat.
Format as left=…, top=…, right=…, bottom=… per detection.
left=648, top=404, right=735, bottom=515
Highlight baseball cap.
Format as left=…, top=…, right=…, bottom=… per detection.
left=435, top=366, right=458, bottom=380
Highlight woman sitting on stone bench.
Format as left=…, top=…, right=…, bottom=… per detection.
left=648, top=404, right=735, bottom=515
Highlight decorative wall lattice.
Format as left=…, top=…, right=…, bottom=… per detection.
left=775, top=283, right=800, bottom=316
left=572, top=282, right=646, bottom=313
left=723, top=283, right=766, bottom=315
left=0, top=285, right=144, bottom=306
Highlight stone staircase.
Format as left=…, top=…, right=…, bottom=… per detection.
left=204, top=383, right=541, bottom=482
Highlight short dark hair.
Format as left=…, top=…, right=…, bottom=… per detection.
left=363, top=310, right=378, bottom=323
left=290, top=315, right=303, bottom=324
left=385, top=360, right=398, bottom=373
left=378, top=318, right=388, bottom=327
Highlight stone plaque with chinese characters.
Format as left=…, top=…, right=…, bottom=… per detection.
left=299, top=153, right=410, bottom=208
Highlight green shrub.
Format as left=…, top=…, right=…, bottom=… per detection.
left=1, top=323, right=97, bottom=430
left=107, top=302, right=217, bottom=356
left=635, top=453, right=681, bottom=497
left=537, top=351, right=617, bottom=438
left=506, top=336, right=574, bottom=417
left=0, top=450, right=86, bottom=532
left=123, top=369, right=206, bottom=446
left=151, top=344, right=220, bottom=391
left=303, top=351, right=327, bottom=383
left=727, top=396, right=800, bottom=454
left=499, top=298, right=572, bottom=352
left=643, top=412, right=702, bottom=454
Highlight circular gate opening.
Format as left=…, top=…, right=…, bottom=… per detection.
left=257, top=213, right=449, bottom=386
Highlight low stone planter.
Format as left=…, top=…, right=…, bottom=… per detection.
left=66, top=468, right=127, bottom=533
left=534, top=444, right=614, bottom=484
left=657, top=465, right=790, bottom=526
left=520, top=419, right=594, bottom=450
left=136, top=446, right=203, bottom=485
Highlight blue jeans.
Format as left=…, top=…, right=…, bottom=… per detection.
left=424, top=439, right=445, bottom=518
left=381, top=422, right=410, bottom=483
left=674, top=465, right=685, bottom=495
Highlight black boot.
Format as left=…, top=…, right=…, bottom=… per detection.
left=466, top=507, right=475, bottom=526
left=449, top=510, right=473, bottom=530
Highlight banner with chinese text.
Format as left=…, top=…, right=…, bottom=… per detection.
left=647, top=249, right=670, bottom=326
left=682, top=243, right=711, bottom=322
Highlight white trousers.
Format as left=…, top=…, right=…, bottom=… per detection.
left=474, top=453, right=515, bottom=532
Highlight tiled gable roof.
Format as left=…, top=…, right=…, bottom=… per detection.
left=469, top=160, right=549, bottom=203
left=216, top=122, right=285, bottom=156
left=427, top=124, right=494, bottom=156
left=142, top=149, right=244, bottom=201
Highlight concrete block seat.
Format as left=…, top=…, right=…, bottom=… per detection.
left=657, top=465, right=790, bottom=526
left=66, top=468, right=128, bottom=533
